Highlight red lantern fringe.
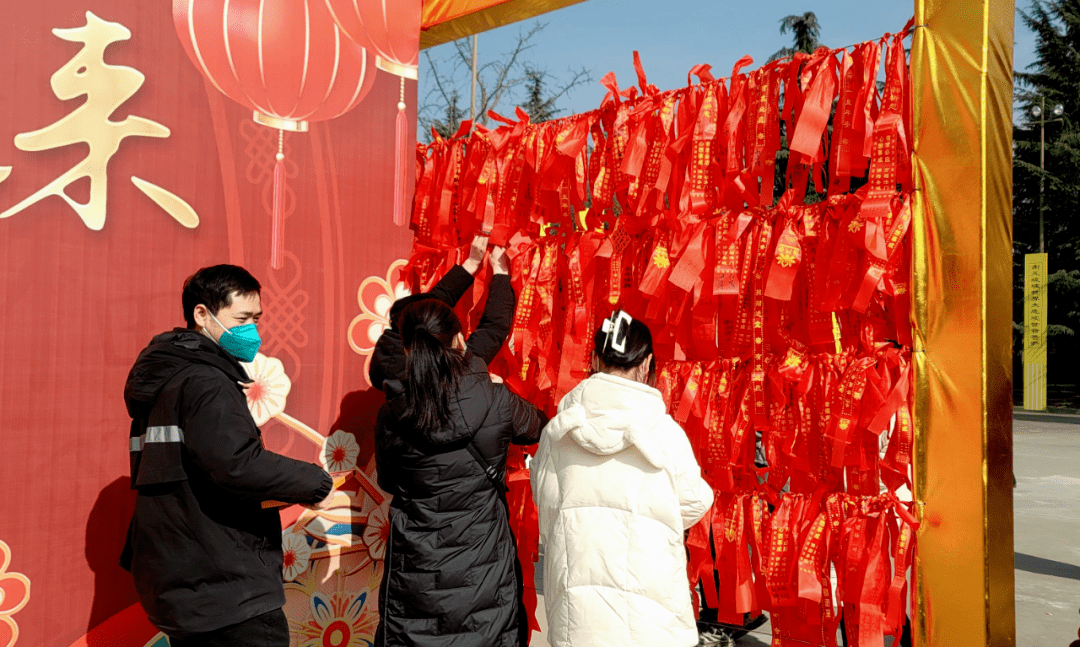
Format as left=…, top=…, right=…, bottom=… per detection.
left=394, top=109, right=408, bottom=227
left=394, top=77, right=409, bottom=227
left=271, top=131, right=286, bottom=270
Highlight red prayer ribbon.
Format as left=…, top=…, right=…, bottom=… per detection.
left=402, top=35, right=918, bottom=644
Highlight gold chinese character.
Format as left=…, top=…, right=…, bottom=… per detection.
left=0, top=12, right=197, bottom=230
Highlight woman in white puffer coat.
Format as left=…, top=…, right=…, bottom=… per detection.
left=533, top=311, right=714, bottom=647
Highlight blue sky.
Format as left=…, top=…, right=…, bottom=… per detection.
left=419, top=0, right=1038, bottom=122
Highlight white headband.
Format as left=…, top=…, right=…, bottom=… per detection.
left=601, top=310, right=633, bottom=354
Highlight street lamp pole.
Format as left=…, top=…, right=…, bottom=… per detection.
left=1033, top=96, right=1063, bottom=253
left=469, top=35, right=478, bottom=125
left=1040, top=95, right=1045, bottom=253
left=1025, top=97, right=1063, bottom=411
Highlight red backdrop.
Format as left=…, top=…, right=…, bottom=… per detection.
left=0, top=1, right=414, bottom=645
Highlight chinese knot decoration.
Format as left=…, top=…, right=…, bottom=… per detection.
left=324, top=0, right=423, bottom=228
left=173, top=0, right=377, bottom=268
left=406, top=21, right=919, bottom=647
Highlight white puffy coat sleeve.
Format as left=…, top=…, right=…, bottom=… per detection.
left=664, top=418, right=714, bottom=530
left=532, top=425, right=558, bottom=541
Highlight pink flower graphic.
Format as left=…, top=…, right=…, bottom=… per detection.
left=0, top=540, right=30, bottom=647
left=348, top=260, right=410, bottom=386
left=240, top=353, right=292, bottom=426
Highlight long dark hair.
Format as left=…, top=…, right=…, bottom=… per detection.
left=398, top=299, right=468, bottom=435
left=593, top=311, right=656, bottom=383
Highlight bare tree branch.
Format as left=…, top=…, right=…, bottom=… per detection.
left=424, top=49, right=455, bottom=112
left=543, top=66, right=592, bottom=106
left=418, top=20, right=593, bottom=141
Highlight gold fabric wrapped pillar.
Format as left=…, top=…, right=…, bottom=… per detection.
left=911, top=1, right=1015, bottom=645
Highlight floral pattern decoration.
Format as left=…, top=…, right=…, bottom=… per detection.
left=322, top=430, right=361, bottom=474
left=282, top=531, right=313, bottom=582
left=294, top=590, right=378, bottom=647
left=240, top=352, right=292, bottom=426
left=0, top=540, right=30, bottom=647
left=362, top=503, right=390, bottom=561
left=347, top=260, right=410, bottom=386
left=272, top=366, right=389, bottom=647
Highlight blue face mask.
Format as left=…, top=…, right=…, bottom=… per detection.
left=208, top=311, right=262, bottom=362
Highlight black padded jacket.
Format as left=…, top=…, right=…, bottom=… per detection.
left=121, top=329, right=332, bottom=638
left=375, top=353, right=545, bottom=647
left=371, top=270, right=546, bottom=646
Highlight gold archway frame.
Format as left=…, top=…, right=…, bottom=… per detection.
left=911, top=0, right=1015, bottom=645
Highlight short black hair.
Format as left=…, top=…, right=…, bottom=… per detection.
left=181, top=265, right=261, bottom=328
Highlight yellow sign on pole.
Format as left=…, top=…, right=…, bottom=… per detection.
left=1024, top=253, right=1048, bottom=410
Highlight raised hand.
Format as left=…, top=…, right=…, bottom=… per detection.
left=489, top=246, right=510, bottom=275
left=462, top=233, right=490, bottom=275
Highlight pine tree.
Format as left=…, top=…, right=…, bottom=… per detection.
left=519, top=66, right=561, bottom=123
left=430, top=89, right=464, bottom=139
left=1014, top=0, right=1080, bottom=404
left=771, top=11, right=827, bottom=201
left=770, top=12, right=822, bottom=62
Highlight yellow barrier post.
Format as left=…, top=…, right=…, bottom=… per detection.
left=1023, top=253, right=1047, bottom=411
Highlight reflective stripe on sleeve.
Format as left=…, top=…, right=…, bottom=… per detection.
left=129, top=425, right=185, bottom=452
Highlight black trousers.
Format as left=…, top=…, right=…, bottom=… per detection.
left=168, top=608, right=289, bottom=647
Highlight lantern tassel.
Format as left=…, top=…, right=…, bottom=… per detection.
left=271, top=130, right=286, bottom=269
left=394, top=76, right=408, bottom=227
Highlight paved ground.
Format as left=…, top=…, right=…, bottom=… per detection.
left=529, top=415, right=1080, bottom=646
left=1013, top=417, right=1080, bottom=646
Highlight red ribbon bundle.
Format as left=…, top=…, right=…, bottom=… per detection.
left=402, top=22, right=918, bottom=643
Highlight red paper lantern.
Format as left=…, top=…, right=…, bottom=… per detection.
left=174, top=0, right=376, bottom=130
left=324, top=0, right=422, bottom=227
left=323, top=0, right=421, bottom=79
left=173, top=0, right=377, bottom=267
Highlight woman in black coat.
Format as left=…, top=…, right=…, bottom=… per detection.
left=374, top=255, right=545, bottom=647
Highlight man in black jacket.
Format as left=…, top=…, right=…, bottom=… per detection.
left=122, top=265, right=333, bottom=647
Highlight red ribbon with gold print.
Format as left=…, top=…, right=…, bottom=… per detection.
left=401, top=39, right=920, bottom=643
